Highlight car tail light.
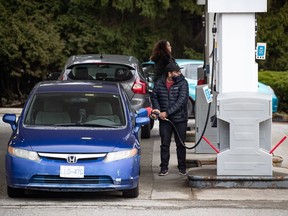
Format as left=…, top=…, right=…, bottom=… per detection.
left=197, top=79, right=206, bottom=85
left=132, top=79, right=147, bottom=94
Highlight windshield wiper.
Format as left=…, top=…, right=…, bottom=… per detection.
left=54, top=123, right=118, bottom=128
left=82, top=123, right=118, bottom=128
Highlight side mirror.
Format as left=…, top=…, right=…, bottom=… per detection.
left=135, top=116, right=150, bottom=126
left=3, top=114, right=17, bottom=131
left=134, top=108, right=150, bottom=134
left=47, top=72, right=61, bottom=80
left=147, top=76, right=154, bottom=82
left=136, top=108, right=148, bottom=117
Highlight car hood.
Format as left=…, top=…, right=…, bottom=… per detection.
left=15, top=127, right=135, bottom=153
left=258, top=82, right=273, bottom=94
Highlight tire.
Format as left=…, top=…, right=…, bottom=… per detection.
left=141, top=121, right=151, bottom=138
left=7, top=186, right=25, bottom=198
left=150, top=119, right=154, bottom=129
left=122, top=184, right=139, bottom=198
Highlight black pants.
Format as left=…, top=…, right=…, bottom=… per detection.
left=159, top=120, right=187, bottom=171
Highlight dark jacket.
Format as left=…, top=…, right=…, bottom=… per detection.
left=153, top=55, right=173, bottom=80
left=151, top=73, right=188, bottom=123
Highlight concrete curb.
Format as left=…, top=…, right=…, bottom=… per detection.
left=273, top=114, right=288, bottom=122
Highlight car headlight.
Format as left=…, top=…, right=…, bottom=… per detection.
left=105, top=148, right=138, bottom=162
left=8, top=146, right=40, bottom=162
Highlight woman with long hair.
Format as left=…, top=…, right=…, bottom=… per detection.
left=150, top=40, right=175, bottom=80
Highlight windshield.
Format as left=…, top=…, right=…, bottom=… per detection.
left=24, top=92, right=125, bottom=127
left=67, top=64, right=134, bottom=81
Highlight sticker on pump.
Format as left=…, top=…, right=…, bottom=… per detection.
left=203, top=85, right=213, bottom=103
left=256, top=42, right=266, bottom=60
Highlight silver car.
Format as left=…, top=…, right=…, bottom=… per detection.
left=57, top=54, right=153, bottom=138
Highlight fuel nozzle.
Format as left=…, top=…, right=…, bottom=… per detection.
left=149, top=110, right=160, bottom=120
left=145, top=107, right=158, bottom=120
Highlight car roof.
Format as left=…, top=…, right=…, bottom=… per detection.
left=65, top=54, right=139, bottom=70
left=33, top=81, right=122, bottom=94
left=175, top=59, right=204, bottom=65
left=142, top=60, right=154, bottom=65
left=142, top=59, right=204, bottom=66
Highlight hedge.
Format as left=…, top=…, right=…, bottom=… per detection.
left=258, top=71, right=288, bottom=113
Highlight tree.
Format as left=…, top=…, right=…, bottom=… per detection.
left=0, top=0, right=286, bottom=106
left=0, top=0, right=65, bottom=104
left=55, top=0, right=203, bottom=60
left=257, top=0, right=288, bottom=71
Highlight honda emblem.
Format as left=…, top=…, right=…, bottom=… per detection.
left=67, top=155, right=78, bottom=163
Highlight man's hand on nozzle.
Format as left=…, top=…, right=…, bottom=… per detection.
left=159, top=111, right=168, bottom=120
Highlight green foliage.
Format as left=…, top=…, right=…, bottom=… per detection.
left=53, top=0, right=203, bottom=62
left=0, top=0, right=65, bottom=78
left=257, top=0, right=288, bottom=71
left=0, top=0, right=287, bottom=107
left=258, top=71, right=288, bottom=112
left=136, top=0, right=170, bottom=18
left=183, top=47, right=203, bottom=60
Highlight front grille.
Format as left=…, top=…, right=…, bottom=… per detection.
left=38, top=153, right=107, bottom=163
left=30, top=175, right=113, bottom=185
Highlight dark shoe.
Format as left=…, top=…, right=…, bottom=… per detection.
left=178, top=169, right=187, bottom=176
left=158, top=169, right=168, bottom=176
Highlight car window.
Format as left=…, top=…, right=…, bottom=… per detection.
left=66, top=64, right=134, bottom=81
left=121, top=86, right=136, bottom=126
left=142, top=64, right=154, bottom=76
left=180, top=64, right=202, bottom=80
left=24, top=92, right=125, bottom=127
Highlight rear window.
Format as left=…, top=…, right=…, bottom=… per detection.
left=66, top=64, right=134, bottom=81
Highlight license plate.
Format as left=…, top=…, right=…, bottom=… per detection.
left=60, top=165, right=84, bottom=178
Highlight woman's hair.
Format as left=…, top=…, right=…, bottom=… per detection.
left=150, top=40, right=171, bottom=62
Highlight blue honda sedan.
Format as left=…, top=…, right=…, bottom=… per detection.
left=3, top=81, right=150, bottom=198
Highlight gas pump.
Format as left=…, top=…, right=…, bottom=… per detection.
left=195, top=0, right=273, bottom=176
